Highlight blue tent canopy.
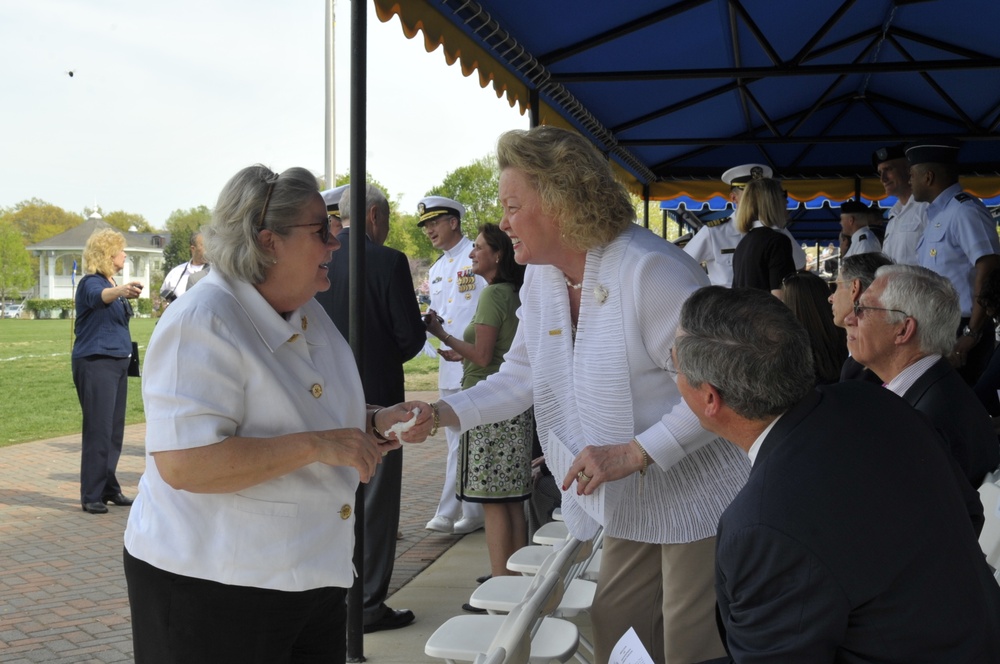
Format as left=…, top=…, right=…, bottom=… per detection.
left=376, top=0, right=1000, bottom=206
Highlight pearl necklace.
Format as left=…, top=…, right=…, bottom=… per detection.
left=564, top=277, right=583, bottom=290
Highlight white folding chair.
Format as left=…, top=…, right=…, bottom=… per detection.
left=507, top=544, right=555, bottom=575
left=472, top=647, right=507, bottom=664
left=533, top=521, right=569, bottom=545
left=475, top=531, right=602, bottom=662
left=425, top=539, right=584, bottom=663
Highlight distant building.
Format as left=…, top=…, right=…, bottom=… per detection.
left=26, top=213, right=168, bottom=300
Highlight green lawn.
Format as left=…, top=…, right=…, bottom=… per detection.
left=0, top=318, right=440, bottom=447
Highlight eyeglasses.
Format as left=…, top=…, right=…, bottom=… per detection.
left=665, top=347, right=679, bottom=375
left=852, top=301, right=909, bottom=319
left=422, top=216, right=455, bottom=233
left=286, top=215, right=338, bottom=244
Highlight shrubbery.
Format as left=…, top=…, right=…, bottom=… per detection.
left=24, top=298, right=154, bottom=318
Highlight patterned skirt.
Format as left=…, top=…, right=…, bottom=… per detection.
left=457, top=407, right=534, bottom=503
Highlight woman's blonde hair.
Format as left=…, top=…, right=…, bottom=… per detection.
left=82, top=228, right=126, bottom=278
left=496, top=126, right=634, bottom=251
left=735, top=178, right=788, bottom=234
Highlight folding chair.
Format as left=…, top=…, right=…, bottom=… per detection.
left=533, top=521, right=569, bottom=545
left=425, top=539, right=584, bottom=663
left=473, top=531, right=602, bottom=662
left=472, top=647, right=507, bottom=664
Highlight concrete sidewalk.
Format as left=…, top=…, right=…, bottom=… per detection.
left=0, top=391, right=511, bottom=663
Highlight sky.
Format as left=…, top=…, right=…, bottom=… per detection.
left=0, top=0, right=528, bottom=229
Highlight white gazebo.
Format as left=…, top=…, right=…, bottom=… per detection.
left=26, top=213, right=167, bottom=301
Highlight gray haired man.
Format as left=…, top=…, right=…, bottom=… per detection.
left=673, top=286, right=1000, bottom=662
left=843, top=264, right=998, bottom=490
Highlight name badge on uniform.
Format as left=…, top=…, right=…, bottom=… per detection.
left=721, top=248, right=736, bottom=255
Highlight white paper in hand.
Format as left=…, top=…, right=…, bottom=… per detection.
left=386, top=407, right=421, bottom=440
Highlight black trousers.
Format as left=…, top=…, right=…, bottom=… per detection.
left=362, top=446, right=403, bottom=623
left=124, top=549, right=347, bottom=664
left=72, top=355, right=127, bottom=504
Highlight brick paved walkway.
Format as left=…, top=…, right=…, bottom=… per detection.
left=0, top=391, right=461, bottom=663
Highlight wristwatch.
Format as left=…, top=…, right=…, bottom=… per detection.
left=962, top=325, right=981, bottom=340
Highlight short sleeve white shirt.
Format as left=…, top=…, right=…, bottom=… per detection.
left=124, top=269, right=365, bottom=591
left=882, top=197, right=928, bottom=265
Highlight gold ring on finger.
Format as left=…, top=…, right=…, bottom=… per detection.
left=577, top=471, right=592, bottom=482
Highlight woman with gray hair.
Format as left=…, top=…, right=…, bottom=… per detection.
left=123, top=164, right=418, bottom=663
left=401, top=126, right=749, bottom=663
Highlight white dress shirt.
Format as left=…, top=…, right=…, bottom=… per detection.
left=884, top=354, right=941, bottom=397
left=125, top=269, right=365, bottom=592
left=844, top=226, right=883, bottom=257
left=882, top=196, right=928, bottom=266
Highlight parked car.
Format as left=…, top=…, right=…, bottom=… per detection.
left=3, top=303, right=25, bottom=318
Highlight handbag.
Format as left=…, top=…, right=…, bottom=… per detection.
left=128, top=341, right=141, bottom=378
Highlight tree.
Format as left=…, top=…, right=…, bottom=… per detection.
left=0, top=220, right=34, bottom=307
left=104, top=210, right=153, bottom=233
left=162, top=206, right=212, bottom=273
left=386, top=209, right=436, bottom=263
left=2, top=199, right=85, bottom=245
left=426, top=155, right=502, bottom=237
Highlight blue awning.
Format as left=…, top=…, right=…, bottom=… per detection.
left=376, top=0, right=1000, bottom=204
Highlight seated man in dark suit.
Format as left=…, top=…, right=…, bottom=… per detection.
left=845, top=264, right=999, bottom=493
left=673, top=286, right=1000, bottom=663
left=828, top=251, right=892, bottom=383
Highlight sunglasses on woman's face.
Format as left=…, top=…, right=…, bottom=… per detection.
left=285, top=215, right=338, bottom=244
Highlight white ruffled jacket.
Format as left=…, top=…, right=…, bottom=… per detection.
left=447, top=224, right=750, bottom=544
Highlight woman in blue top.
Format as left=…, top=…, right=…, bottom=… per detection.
left=72, top=228, right=143, bottom=514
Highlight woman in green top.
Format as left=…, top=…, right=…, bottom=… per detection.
left=425, top=223, right=533, bottom=582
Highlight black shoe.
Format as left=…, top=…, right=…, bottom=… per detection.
left=476, top=574, right=492, bottom=584
left=462, top=603, right=487, bottom=614
left=363, top=608, right=415, bottom=634
left=82, top=502, right=108, bottom=514
left=103, top=493, right=133, bottom=506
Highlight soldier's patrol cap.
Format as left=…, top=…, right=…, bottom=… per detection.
left=871, top=144, right=906, bottom=169
left=840, top=199, right=874, bottom=216
left=320, top=184, right=350, bottom=217
left=722, top=163, right=773, bottom=188
left=906, top=138, right=961, bottom=166
left=417, top=196, right=465, bottom=227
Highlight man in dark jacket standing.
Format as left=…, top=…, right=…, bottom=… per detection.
left=315, top=184, right=426, bottom=633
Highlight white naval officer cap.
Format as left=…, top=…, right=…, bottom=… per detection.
left=721, top=163, right=773, bottom=188
left=320, top=184, right=350, bottom=217
left=417, top=196, right=466, bottom=227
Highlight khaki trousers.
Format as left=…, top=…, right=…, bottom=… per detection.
left=591, top=535, right=725, bottom=664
